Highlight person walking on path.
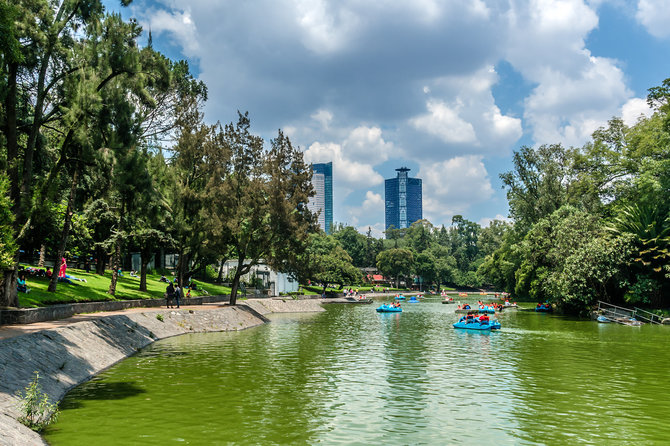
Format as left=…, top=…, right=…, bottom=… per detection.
left=174, top=283, right=182, bottom=309
left=166, top=283, right=175, bottom=308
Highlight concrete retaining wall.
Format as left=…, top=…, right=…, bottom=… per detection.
left=0, top=299, right=323, bottom=446
left=0, top=295, right=230, bottom=325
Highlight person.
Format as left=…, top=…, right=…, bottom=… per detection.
left=46, top=267, right=53, bottom=278
left=159, top=275, right=168, bottom=283
left=17, top=273, right=30, bottom=293
left=166, top=282, right=175, bottom=308
left=58, top=257, right=67, bottom=278
left=186, top=288, right=191, bottom=298
left=174, top=283, right=182, bottom=309
left=117, top=268, right=124, bottom=276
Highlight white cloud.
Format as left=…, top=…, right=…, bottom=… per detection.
left=294, top=0, right=361, bottom=53
left=138, top=8, right=199, bottom=55
left=303, top=141, right=383, bottom=189
left=409, top=67, right=522, bottom=156
left=343, top=126, right=397, bottom=163
left=506, top=0, right=632, bottom=146
left=311, top=109, right=334, bottom=129
left=418, top=156, right=494, bottom=221
left=411, top=100, right=477, bottom=144
left=636, top=0, right=670, bottom=39
left=621, top=97, right=653, bottom=126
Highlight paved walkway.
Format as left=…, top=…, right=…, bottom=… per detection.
left=0, top=303, right=229, bottom=340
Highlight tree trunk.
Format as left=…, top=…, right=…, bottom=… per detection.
left=139, top=249, right=149, bottom=292
left=0, top=267, right=19, bottom=308
left=216, top=261, right=224, bottom=283
left=229, top=256, right=248, bottom=306
left=48, top=168, right=79, bottom=292
left=38, top=244, right=46, bottom=268
left=107, top=239, right=121, bottom=295
left=95, top=246, right=105, bottom=275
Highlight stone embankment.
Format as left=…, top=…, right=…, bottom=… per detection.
left=0, top=299, right=324, bottom=446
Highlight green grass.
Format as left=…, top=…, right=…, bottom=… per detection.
left=18, top=268, right=231, bottom=308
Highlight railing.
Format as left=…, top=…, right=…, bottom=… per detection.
left=597, top=301, right=634, bottom=320
left=633, top=307, right=663, bottom=325
left=597, top=301, right=663, bottom=325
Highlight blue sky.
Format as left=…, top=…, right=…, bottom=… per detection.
left=106, top=0, right=670, bottom=236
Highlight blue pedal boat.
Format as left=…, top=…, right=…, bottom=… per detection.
left=453, top=318, right=501, bottom=330
left=376, top=304, right=402, bottom=313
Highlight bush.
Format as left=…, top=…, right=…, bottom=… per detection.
left=17, top=372, right=59, bottom=432
left=204, top=264, right=219, bottom=282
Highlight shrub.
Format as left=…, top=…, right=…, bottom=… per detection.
left=156, top=314, right=164, bottom=322
left=17, top=372, right=59, bottom=432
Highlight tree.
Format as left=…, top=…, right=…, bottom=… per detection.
left=405, top=219, right=434, bottom=253
left=204, top=114, right=316, bottom=305
left=376, top=248, right=414, bottom=289
left=297, top=233, right=360, bottom=294
left=414, top=251, right=437, bottom=290
left=333, top=225, right=367, bottom=267
left=500, top=144, right=575, bottom=234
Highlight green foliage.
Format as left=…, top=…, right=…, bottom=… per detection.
left=333, top=225, right=368, bottom=267
left=376, top=248, right=414, bottom=288
left=156, top=314, right=164, bottom=322
left=298, top=233, right=361, bottom=292
left=17, top=372, right=59, bottom=432
left=500, top=144, right=574, bottom=234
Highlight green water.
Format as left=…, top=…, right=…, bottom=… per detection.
left=44, top=300, right=670, bottom=445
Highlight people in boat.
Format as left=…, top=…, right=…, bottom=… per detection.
left=463, top=304, right=471, bottom=310
left=479, top=314, right=490, bottom=324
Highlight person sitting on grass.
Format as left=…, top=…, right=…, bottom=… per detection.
left=45, top=267, right=53, bottom=278
left=58, top=275, right=74, bottom=285
left=130, top=270, right=139, bottom=277
left=17, top=272, right=31, bottom=293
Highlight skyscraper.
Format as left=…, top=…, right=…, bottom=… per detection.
left=309, top=162, right=333, bottom=234
left=385, top=167, right=422, bottom=236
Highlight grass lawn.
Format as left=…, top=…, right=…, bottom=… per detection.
left=18, top=268, right=231, bottom=308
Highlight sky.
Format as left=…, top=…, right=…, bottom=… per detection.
left=106, top=0, right=670, bottom=237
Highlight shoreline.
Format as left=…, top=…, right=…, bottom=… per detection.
left=0, top=299, right=325, bottom=446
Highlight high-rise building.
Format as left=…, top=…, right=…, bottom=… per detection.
left=309, top=162, right=333, bottom=234
left=385, top=167, right=422, bottom=236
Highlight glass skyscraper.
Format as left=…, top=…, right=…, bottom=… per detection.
left=309, top=162, right=333, bottom=234
left=385, top=167, right=422, bottom=236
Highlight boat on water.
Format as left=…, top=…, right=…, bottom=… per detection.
left=376, top=304, right=402, bottom=313
left=453, top=315, right=501, bottom=330
left=535, top=303, right=552, bottom=312
left=597, top=315, right=611, bottom=323
left=442, top=299, right=456, bottom=304
left=395, top=295, right=406, bottom=301
left=408, top=297, right=420, bottom=303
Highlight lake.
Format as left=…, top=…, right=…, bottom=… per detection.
left=44, top=299, right=670, bottom=445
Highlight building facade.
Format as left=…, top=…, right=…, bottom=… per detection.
left=385, top=167, right=422, bottom=236
left=309, top=162, right=333, bottom=234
